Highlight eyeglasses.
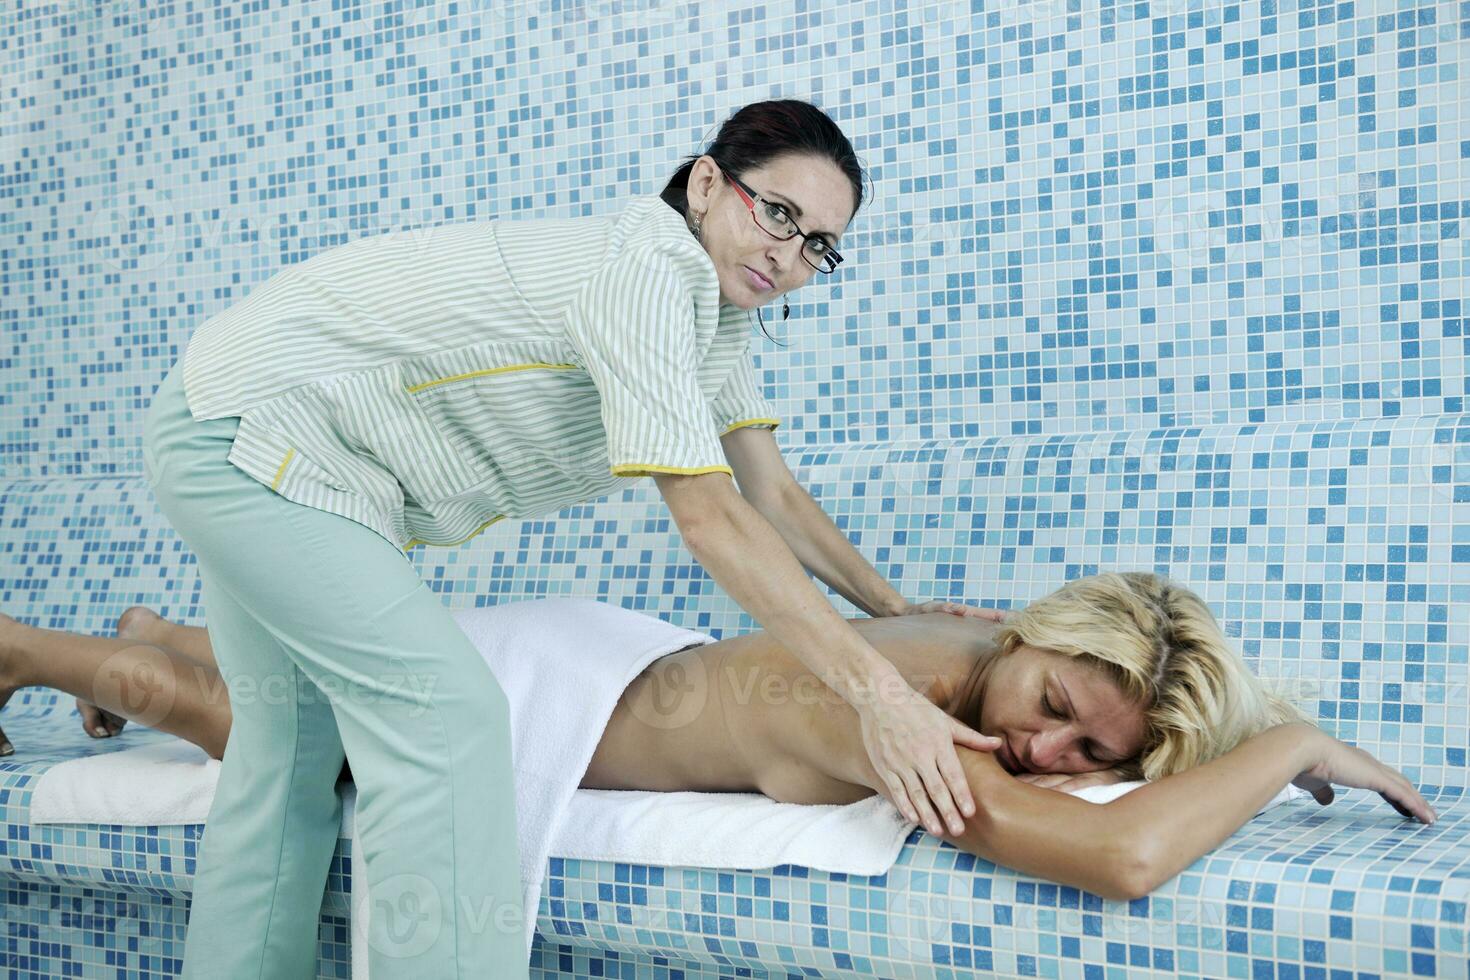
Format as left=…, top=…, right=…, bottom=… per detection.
left=722, top=169, right=844, bottom=274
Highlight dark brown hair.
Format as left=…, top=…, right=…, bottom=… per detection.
left=662, top=99, right=865, bottom=221
left=662, top=99, right=866, bottom=344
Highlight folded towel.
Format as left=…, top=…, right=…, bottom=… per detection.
left=27, top=735, right=223, bottom=825
left=551, top=776, right=1311, bottom=874
left=1070, top=777, right=1311, bottom=808
left=553, top=788, right=914, bottom=874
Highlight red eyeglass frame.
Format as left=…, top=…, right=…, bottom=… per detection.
left=720, top=169, right=844, bottom=274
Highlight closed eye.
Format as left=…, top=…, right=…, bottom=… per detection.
left=1042, top=691, right=1101, bottom=764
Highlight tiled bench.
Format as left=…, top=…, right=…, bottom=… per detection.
left=2, top=417, right=1465, bottom=977
left=2, top=701, right=1464, bottom=979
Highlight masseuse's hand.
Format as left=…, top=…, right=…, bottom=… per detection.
left=895, top=600, right=1011, bottom=623
left=856, top=677, right=1003, bottom=836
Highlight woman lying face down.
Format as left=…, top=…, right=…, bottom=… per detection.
left=0, top=571, right=1435, bottom=901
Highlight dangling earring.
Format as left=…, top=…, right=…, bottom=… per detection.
left=782, top=299, right=790, bottom=320
left=689, top=210, right=704, bottom=243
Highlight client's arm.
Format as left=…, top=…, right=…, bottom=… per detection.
left=932, top=722, right=1436, bottom=901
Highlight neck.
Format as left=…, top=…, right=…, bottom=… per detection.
left=944, top=635, right=999, bottom=730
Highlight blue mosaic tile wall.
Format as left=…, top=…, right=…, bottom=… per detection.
left=2, top=0, right=1468, bottom=977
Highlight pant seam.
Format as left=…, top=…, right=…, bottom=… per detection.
left=261, top=663, right=309, bottom=978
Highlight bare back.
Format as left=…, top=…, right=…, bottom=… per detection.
left=581, top=612, right=1002, bottom=804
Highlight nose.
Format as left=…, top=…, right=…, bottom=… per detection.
left=1027, top=726, right=1072, bottom=770
left=763, top=235, right=804, bottom=278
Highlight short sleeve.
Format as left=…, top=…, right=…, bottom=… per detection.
left=564, top=243, right=733, bottom=478
left=711, top=350, right=782, bottom=435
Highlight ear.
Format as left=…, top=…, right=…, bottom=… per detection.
left=685, top=155, right=721, bottom=213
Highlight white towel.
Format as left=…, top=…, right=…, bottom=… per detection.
left=26, top=735, right=223, bottom=825
left=444, top=597, right=716, bottom=962
left=553, top=788, right=914, bottom=875
left=552, top=775, right=1310, bottom=873
left=1072, top=778, right=1310, bottom=807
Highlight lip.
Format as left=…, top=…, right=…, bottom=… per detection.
left=1000, top=738, right=1030, bottom=775
left=743, top=265, right=774, bottom=290
left=998, top=740, right=1018, bottom=774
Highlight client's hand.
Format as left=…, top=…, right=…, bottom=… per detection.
left=1013, top=766, right=1132, bottom=793
left=856, top=677, right=1003, bottom=837
left=76, top=696, right=127, bottom=740
left=896, top=600, right=1011, bottom=623
left=1289, top=723, right=1437, bottom=824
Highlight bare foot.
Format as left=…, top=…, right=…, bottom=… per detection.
left=77, top=608, right=167, bottom=741
left=116, top=605, right=169, bottom=647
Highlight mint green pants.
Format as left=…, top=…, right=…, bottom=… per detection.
left=143, top=355, right=529, bottom=978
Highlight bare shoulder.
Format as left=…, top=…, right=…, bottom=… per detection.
left=848, top=612, right=999, bottom=696
left=719, top=612, right=1000, bottom=802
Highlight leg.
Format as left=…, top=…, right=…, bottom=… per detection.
left=0, top=615, right=231, bottom=760
left=146, top=360, right=527, bottom=977
left=183, top=562, right=348, bottom=978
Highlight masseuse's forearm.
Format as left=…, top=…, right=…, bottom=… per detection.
left=755, top=481, right=908, bottom=619
left=683, top=490, right=905, bottom=709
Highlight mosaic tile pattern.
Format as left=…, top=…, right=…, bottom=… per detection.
left=3, top=0, right=1468, bottom=976
left=1, top=704, right=1465, bottom=978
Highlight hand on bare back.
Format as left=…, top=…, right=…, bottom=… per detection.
left=856, top=679, right=1004, bottom=837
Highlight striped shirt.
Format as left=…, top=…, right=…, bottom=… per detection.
left=180, top=193, right=781, bottom=552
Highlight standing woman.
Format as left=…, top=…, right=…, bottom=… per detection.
left=143, top=98, right=1004, bottom=978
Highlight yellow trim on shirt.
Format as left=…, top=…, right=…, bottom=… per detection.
left=272, top=448, right=296, bottom=491
left=718, top=417, right=781, bottom=436
left=610, top=463, right=735, bottom=478
left=403, top=514, right=508, bottom=551
left=405, top=362, right=579, bottom=394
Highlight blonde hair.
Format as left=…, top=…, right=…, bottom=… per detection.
left=989, top=571, right=1316, bottom=781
